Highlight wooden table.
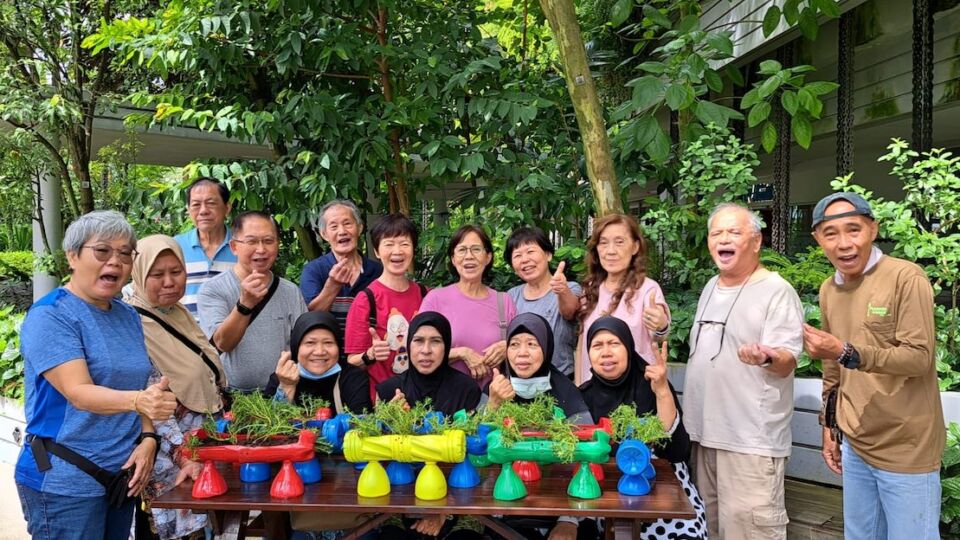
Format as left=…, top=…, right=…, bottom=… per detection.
left=152, top=457, right=694, bottom=539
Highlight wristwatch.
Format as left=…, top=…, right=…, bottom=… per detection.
left=136, top=432, right=161, bottom=458
left=361, top=351, right=375, bottom=366
left=235, top=300, right=253, bottom=316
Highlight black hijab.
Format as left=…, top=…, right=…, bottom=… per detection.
left=264, top=311, right=372, bottom=413
left=376, top=311, right=480, bottom=416
left=579, top=316, right=689, bottom=462
left=501, top=313, right=590, bottom=422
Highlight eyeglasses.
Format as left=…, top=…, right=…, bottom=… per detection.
left=689, top=269, right=756, bottom=362
left=82, top=245, right=137, bottom=264
left=234, top=237, right=278, bottom=247
left=453, top=245, right=486, bottom=258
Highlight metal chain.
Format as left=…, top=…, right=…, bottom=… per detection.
left=912, top=0, right=934, bottom=153
left=771, top=43, right=794, bottom=254
left=837, top=11, right=855, bottom=177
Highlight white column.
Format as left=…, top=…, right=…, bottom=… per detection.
left=32, top=164, right=62, bottom=301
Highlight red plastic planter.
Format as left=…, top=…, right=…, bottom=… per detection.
left=192, top=460, right=228, bottom=499
left=185, top=429, right=317, bottom=463
left=519, top=417, right=613, bottom=441
left=270, top=460, right=305, bottom=498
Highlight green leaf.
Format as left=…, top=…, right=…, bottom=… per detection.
left=797, top=87, right=816, bottom=111
left=813, top=0, right=841, bottom=18
left=645, top=125, right=671, bottom=162
left=762, top=5, right=782, bottom=37
left=798, top=8, right=819, bottom=40
left=629, top=76, right=665, bottom=111
left=792, top=115, right=813, bottom=148
left=610, top=0, right=633, bottom=27
left=704, top=69, right=724, bottom=93
left=757, top=75, right=782, bottom=99
left=783, top=0, right=801, bottom=24
left=695, top=100, right=742, bottom=127
left=706, top=32, right=733, bottom=57
left=665, top=83, right=694, bottom=111
left=740, top=88, right=760, bottom=109
left=781, top=91, right=799, bottom=115
left=725, top=65, right=745, bottom=87
left=747, top=102, right=771, bottom=128
left=642, top=5, right=672, bottom=29
left=442, top=135, right=462, bottom=146
left=637, top=61, right=667, bottom=74
left=633, top=115, right=659, bottom=149
left=758, top=60, right=782, bottom=75
left=805, top=81, right=840, bottom=96
left=319, top=153, right=330, bottom=169
left=761, top=121, right=777, bottom=153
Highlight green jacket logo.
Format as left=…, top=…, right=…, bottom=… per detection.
left=867, top=302, right=889, bottom=317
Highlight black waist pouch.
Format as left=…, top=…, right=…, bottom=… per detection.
left=29, top=435, right=136, bottom=508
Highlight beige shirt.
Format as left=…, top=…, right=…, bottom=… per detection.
left=820, top=255, right=943, bottom=473
left=683, top=271, right=804, bottom=457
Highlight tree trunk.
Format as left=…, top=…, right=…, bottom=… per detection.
left=539, top=0, right=622, bottom=216
left=376, top=7, right=411, bottom=216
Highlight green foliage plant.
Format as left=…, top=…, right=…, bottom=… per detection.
left=0, top=252, right=34, bottom=281
left=0, top=306, right=25, bottom=401
left=199, top=392, right=333, bottom=453
left=941, top=423, right=960, bottom=535
left=833, top=139, right=960, bottom=390
left=608, top=404, right=669, bottom=447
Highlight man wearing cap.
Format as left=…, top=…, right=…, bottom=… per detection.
left=804, top=192, right=943, bottom=540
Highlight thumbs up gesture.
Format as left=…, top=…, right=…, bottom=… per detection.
left=368, top=327, right=390, bottom=362
left=549, top=261, right=570, bottom=296
left=136, top=376, right=178, bottom=421
left=487, top=368, right=515, bottom=409
left=641, top=289, right=670, bottom=336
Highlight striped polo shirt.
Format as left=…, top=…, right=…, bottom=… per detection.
left=174, top=227, right=237, bottom=319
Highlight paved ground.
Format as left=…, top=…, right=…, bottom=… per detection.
left=0, top=463, right=28, bottom=540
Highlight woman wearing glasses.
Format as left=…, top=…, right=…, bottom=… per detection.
left=580, top=316, right=706, bottom=540
left=577, top=214, right=671, bottom=385
left=419, top=225, right=517, bottom=388
left=16, top=211, right=178, bottom=540
left=125, top=234, right=229, bottom=539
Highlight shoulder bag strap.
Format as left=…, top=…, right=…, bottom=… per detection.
left=134, top=306, right=223, bottom=388
left=333, top=377, right=343, bottom=414
left=248, top=274, right=281, bottom=325
left=363, top=288, right=377, bottom=329
left=496, top=292, right=507, bottom=340
left=29, top=436, right=114, bottom=487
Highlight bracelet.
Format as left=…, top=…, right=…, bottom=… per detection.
left=362, top=351, right=375, bottom=366
left=136, top=432, right=161, bottom=459
left=132, top=391, right=142, bottom=414
left=235, top=300, right=253, bottom=316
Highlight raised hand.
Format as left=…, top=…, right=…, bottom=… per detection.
left=390, top=388, right=409, bottom=410
left=368, top=327, right=390, bottom=362
left=737, top=343, right=780, bottom=367
left=549, top=261, right=570, bottom=296
left=803, top=323, right=844, bottom=360
left=487, top=368, right=515, bottom=409
left=239, top=270, right=269, bottom=307
left=644, top=341, right=670, bottom=395
left=327, top=259, right=353, bottom=287
left=641, top=290, right=669, bottom=335
left=275, top=351, right=299, bottom=388
left=136, top=376, right=177, bottom=421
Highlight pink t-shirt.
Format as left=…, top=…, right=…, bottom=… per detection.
left=578, top=278, right=671, bottom=383
left=344, top=280, right=426, bottom=401
left=419, top=284, right=517, bottom=388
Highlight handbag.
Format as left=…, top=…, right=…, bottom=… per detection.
left=29, top=434, right=136, bottom=508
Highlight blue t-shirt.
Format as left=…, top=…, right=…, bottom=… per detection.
left=299, top=252, right=382, bottom=328
left=174, top=227, right=237, bottom=319
left=15, top=288, right=151, bottom=496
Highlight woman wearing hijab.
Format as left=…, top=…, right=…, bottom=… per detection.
left=377, top=312, right=482, bottom=540
left=580, top=316, right=706, bottom=540
left=487, top=313, right=591, bottom=424
left=125, top=234, right=228, bottom=540
left=265, top=311, right=372, bottom=413
left=376, top=311, right=481, bottom=417
left=485, top=313, right=595, bottom=540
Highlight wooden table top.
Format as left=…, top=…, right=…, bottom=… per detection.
left=153, top=457, right=695, bottom=521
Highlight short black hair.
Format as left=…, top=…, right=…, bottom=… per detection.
left=447, top=224, right=495, bottom=282
left=504, top=226, right=554, bottom=263
left=231, top=211, right=279, bottom=237
left=371, top=213, right=419, bottom=251
left=186, top=177, right=230, bottom=205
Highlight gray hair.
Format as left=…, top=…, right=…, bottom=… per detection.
left=707, top=203, right=764, bottom=235
left=313, top=199, right=361, bottom=231
left=63, top=210, right=137, bottom=254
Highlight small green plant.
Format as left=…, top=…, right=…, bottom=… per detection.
left=196, top=393, right=334, bottom=453
left=0, top=251, right=32, bottom=280
left=608, top=404, right=670, bottom=447
left=0, top=306, right=25, bottom=401
left=483, top=395, right=580, bottom=462
left=348, top=398, right=440, bottom=438
left=941, top=423, right=960, bottom=536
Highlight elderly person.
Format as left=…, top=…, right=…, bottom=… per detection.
left=16, top=211, right=177, bottom=540
left=124, top=235, right=228, bottom=539
left=266, top=311, right=372, bottom=413
left=683, top=203, right=804, bottom=540
left=577, top=214, right=670, bottom=385
left=300, top=200, right=383, bottom=328
left=344, top=214, right=428, bottom=401
left=804, top=193, right=943, bottom=540
left=505, top=227, right=582, bottom=378
left=419, top=225, right=517, bottom=388
left=580, top=316, right=706, bottom=539
left=198, top=211, right=307, bottom=392
left=173, top=177, right=236, bottom=318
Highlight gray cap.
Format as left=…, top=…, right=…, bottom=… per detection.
left=811, top=192, right=874, bottom=230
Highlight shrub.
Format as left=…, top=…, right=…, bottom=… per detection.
left=0, top=305, right=25, bottom=401
left=0, top=251, right=33, bottom=281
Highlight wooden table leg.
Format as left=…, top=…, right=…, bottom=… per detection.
left=219, top=511, right=246, bottom=540
left=475, top=516, right=526, bottom=540
left=262, top=511, right=290, bottom=539
left=341, top=513, right=391, bottom=540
